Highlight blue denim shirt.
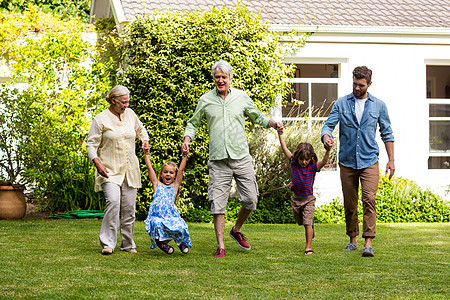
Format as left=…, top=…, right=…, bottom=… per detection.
left=321, top=93, right=394, bottom=170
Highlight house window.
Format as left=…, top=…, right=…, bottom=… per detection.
left=282, top=64, right=340, bottom=170
left=426, top=65, right=450, bottom=169
left=283, top=64, right=339, bottom=120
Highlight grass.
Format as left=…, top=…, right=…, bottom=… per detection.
left=0, top=220, right=449, bottom=299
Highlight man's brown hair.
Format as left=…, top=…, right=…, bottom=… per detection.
left=353, top=66, right=372, bottom=83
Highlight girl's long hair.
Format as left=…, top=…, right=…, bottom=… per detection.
left=291, top=143, right=318, bottom=165
left=159, top=161, right=181, bottom=203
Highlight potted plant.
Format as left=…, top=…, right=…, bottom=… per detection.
left=0, top=88, right=28, bottom=219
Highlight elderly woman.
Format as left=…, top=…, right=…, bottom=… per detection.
left=86, top=85, right=150, bottom=255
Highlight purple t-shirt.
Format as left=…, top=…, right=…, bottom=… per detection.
left=290, top=159, right=319, bottom=197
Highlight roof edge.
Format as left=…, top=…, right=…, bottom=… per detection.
left=109, top=0, right=128, bottom=25
left=270, top=24, right=450, bottom=35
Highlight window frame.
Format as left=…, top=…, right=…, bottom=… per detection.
left=274, top=60, right=348, bottom=172
left=425, top=62, right=450, bottom=169
left=279, top=60, right=346, bottom=128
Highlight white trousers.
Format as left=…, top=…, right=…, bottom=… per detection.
left=99, top=176, right=137, bottom=251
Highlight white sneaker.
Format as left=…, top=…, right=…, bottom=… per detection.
left=129, top=248, right=137, bottom=253
left=102, top=248, right=113, bottom=255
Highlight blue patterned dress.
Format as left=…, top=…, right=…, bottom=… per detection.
left=144, top=183, right=192, bottom=249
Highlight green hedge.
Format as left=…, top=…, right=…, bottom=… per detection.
left=314, top=174, right=449, bottom=223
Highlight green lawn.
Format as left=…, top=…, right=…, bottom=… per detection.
left=0, top=220, right=448, bottom=299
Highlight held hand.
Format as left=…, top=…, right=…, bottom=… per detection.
left=181, top=141, right=189, bottom=156
left=142, top=140, right=150, bottom=155
left=385, top=161, right=395, bottom=180
left=323, top=135, right=335, bottom=148
left=275, top=121, right=284, bottom=135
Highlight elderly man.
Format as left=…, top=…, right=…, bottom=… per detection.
left=182, top=60, right=283, bottom=258
left=321, top=66, right=395, bottom=257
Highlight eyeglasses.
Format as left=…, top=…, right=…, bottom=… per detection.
left=113, top=98, right=130, bottom=105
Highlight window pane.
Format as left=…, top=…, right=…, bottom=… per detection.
left=311, top=83, right=337, bottom=117
left=426, top=65, right=450, bottom=99
left=429, top=104, right=450, bottom=117
left=429, top=121, right=450, bottom=152
left=282, top=83, right=308, bottom=117
left=428, top=157, right=450, bottom=169
left=295, top=64, right=339, bottom=78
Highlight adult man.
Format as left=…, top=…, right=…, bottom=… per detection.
left=321, top=66, right=395, bottom=257
left=182, top=60, right=283, bottom=258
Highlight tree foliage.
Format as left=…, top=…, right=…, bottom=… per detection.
left=0, top=5, right=88, bottom=62
left=0, top=6, right=111, bottom=211
left=0, top=0, right=90, bottom=22
left=116, top=5, right=305, bottom=219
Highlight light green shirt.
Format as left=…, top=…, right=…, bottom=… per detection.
left=184, top=87, right=270, bottom=160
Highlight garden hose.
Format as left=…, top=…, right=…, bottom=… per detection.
left=51, top=210, right=104, bottom=219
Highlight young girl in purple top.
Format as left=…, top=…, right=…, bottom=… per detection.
left=278, top=131, right=332, bottom=255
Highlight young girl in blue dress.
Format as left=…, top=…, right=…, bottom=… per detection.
left=144, top=152, right=192, bottom=254
left=278, top=131, right=332, bottom=255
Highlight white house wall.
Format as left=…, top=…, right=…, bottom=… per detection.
left=284, top=28, right=450, bottom=204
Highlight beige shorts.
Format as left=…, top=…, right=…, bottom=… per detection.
left=207, top=155, right=259, bottom=215
left=291, top=194, right=316, bottom=226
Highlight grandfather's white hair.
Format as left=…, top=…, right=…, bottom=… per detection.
left=106, top=85, right=130, bottom=103
left=211, top=60, right=233, bottom=79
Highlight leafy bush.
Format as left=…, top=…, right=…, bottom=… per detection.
left=314, top=198, right=346, bottom=224
left=115, top=5, right=306, bottom=220
left=0, top=7, right=111, bottom=212
left=376, top=175, right=449, bottom=222
left=314, top=174, right=450, bottom=223
left=0, top=0, right=90, bottom=22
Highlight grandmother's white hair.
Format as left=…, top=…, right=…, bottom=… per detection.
left=211, top=60, right=233, bottom=79
left=106, top=85, right=130, bottom=103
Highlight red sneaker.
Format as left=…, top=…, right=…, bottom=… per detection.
left=214, top=248, right=225, bottom=258
left=229, top=229, right=251, bottom=250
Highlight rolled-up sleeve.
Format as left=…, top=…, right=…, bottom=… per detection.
left=379, top=103, right=394, bottom=143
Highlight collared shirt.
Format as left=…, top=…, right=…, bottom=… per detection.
left=86, top=108, right=149, bottom=192
left=184, top=87, right=270, bottom=160
left=321, top=92, right=394, bottom=170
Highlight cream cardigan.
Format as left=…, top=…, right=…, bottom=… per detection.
left=86, top=108, right=149, bottom=192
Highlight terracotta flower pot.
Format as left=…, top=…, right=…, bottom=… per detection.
left=0, top=184, right=26, bottom=220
